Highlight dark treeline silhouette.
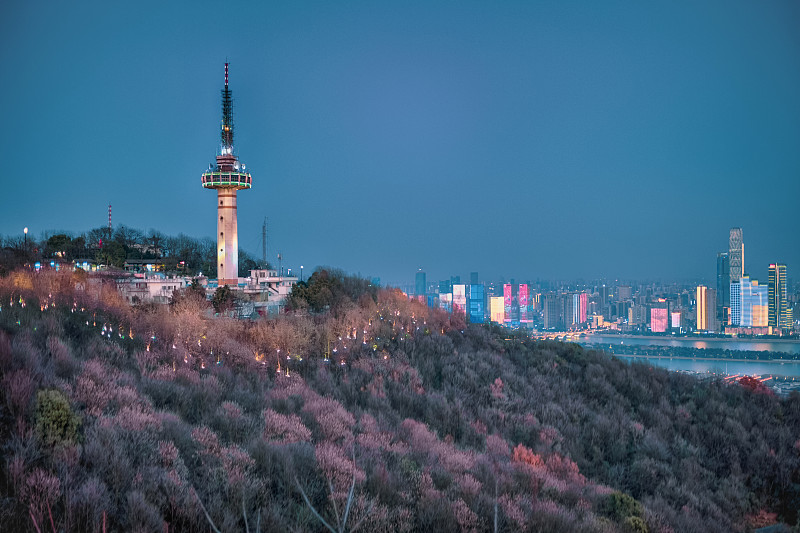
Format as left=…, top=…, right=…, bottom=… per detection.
left=0, top=226, right=264, bottom=278
left=0, top=268, right=798, bottom=532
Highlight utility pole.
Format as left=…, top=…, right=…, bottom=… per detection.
left=262, top=217, right=267, bottom=268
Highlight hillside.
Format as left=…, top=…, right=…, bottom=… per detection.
left=0, top=269, right=798, bottom=532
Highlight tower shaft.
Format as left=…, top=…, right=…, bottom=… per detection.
left=217, top=189, right=239, bottom=285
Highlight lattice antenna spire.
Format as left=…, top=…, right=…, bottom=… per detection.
left=221, top=62, right=234, bottom=153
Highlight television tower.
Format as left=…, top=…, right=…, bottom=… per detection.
left=201, top=63, right=252, bottom=286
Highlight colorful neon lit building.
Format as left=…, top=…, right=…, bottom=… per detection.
left=503, top=284, right=513, bottom=326
left=572, top=292, right=587, bottom=326
left=490, top=296, right=505, bottom=324
left=202, top=64, right=252, bottom=286
left=519, top=284, right=531, bottom=326
left=650, top=300, right=669, bottom=333
left=453, top=284, right=467, bottom=316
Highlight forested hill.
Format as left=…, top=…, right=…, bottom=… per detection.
left=1, top=269, right=798, bottom=532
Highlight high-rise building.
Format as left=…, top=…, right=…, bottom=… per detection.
left=467, top=284, right=485, bottom=324
left=415, top=269, right=426, bottom=297
left=439, top=280, right=452, bottom=295
left=730, top=280, right=741, bottom=326
left=503, top=284, right=520, bottom=326
left=618, top=286, right=632, bottom=301
left=569, top=293, right=588, bottom=326
left=729, top=228, right=744, bottom=281
left=470, top=272, right=479, bottom=284
left=769, top=264, right=792, bottom=330
left=707, top=289, right=717, bottom=332
left=716, top=252, right=730, bottom=323
left=202, top=63, right=253, bottom=286
left=453, top=284, right=467, bottom=316
left=490, top=296, right=505, bottom=324
left=696, top=286, right=718, bottom=331
left=732, top=276, right=768, bottom=327
left=599, top=284, right=609, bottom=315
left=519, top=284, right=532, bottom=327
left=650, top=300, right=669, bottom=333
left=696, top=285, right=708, bottom=331
left=542, top=293, right=559, bottom=330
left=671, top=311, right=682, bottom=330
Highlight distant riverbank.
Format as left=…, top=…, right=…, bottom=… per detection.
left=585, top=333, right=800, bottom=344
left=606, top=353, right=797, bottom=364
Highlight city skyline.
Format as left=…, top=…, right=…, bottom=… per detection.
left=2, top=1, right=799, bottom=283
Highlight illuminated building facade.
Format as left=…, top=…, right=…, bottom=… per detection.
left=453, top=284, right=467, bottom=316
left=572, top=292, right=588, bottom=326
left=650, top=300, right=669, bottom=333
left=696, top=285, right=708, bottom=331
left=769, top=263, right=792, bottom=331
left=519, top=284, right=531, bottom=327
left=468, top=284, right=485, bottom=324
left=696, top=286, right=717, bottom=331
left=490, top=296, right=504, bottom=324
left=202, top=64, right=252, bottom=286
left=438, top=292, right=453, bottom=313
left=503, top=284, right=512, bottom=326
left=735, top=276, right=768, bottom=327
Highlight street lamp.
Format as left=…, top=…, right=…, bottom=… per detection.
left=23, top=227, right=28, bottom=250
left=300, top=265, right=304, bottom=282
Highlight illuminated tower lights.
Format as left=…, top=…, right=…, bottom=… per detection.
left=201, top=63, right=252, bottom=286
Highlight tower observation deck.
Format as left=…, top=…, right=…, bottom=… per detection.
left=202, top=63, right=252, bottom=286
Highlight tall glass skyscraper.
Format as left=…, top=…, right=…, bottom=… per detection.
left=729, top=280, right=741, bottom=326
left=467, top=284, right=485, bottom=324
left=729, top=228, right=744, bottom=281
left=769, top=264, right=792, bottom=330
left=716, top=252, right=729, bottom=323
left=415, top=269, right=426, bottom=298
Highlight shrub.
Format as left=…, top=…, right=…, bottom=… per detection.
left=34, top=389, right=80, bottom=447
left=600, top=491, right=644, bottom=522
left=623, top=515, right=649, bottom=533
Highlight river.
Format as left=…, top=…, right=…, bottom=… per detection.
left=577, top=334, right=800, bottom=378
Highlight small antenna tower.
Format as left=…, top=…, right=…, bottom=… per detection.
left=277, top=253, right=282, bottom=277
left=108, top=204, right=112, bottom=238
left=262, top=217, right=267, bottom=268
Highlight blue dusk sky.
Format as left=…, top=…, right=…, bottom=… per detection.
left=1, top=0, right=798, bottom=285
